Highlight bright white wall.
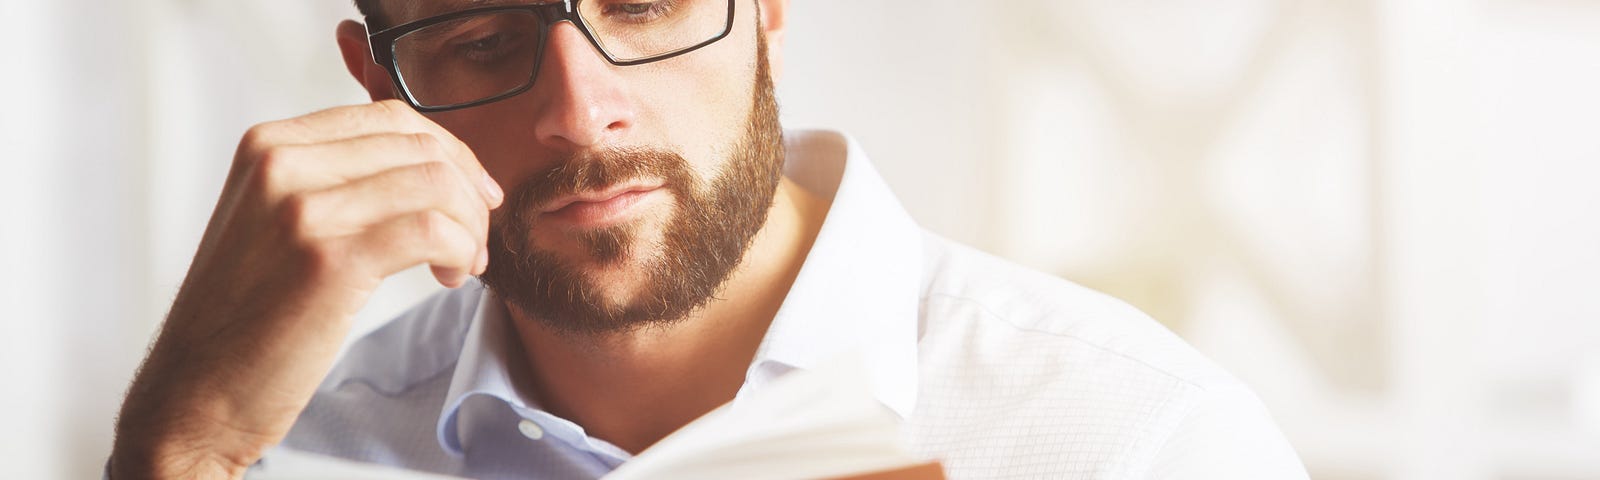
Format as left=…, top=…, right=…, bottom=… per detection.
left=4, top=1, right=1598, bottom=479
left=2, top=2, right=155, bottom=479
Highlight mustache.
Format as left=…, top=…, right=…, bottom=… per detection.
left=495, top=148, right=697, bottom=228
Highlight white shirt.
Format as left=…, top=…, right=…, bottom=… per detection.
left=282, top=129, right=1309, bottom=479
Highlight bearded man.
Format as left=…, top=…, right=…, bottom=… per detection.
left=109, top=1, right=1309, bottom=478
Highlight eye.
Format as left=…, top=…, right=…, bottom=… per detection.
left=600, top=1, right=675, bottom=22
left=452, top=28, right=528, bottom=63
left=462, top=34, right=504, bottom=52
left=617, top=3, right=653, bottom=15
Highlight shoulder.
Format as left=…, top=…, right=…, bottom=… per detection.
left=915, top=231, right=1223, bottom=385
left=282, top=283, right=482, bottom=468
left=908, top=233, right=1305, bottom=478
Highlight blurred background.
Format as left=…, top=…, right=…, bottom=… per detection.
left=3, top=0, right=1597, bottom=478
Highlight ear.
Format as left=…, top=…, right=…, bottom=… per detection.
left=755, top=0, right=788, bottom=82
left=336, top=19, right=400, bottom=102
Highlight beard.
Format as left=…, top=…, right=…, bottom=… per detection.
left=478, top=39, right=784, bottom=336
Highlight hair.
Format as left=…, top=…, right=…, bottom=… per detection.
left=354, top=0, right=384, bottom=28
left=357, top=1, right=761, bottom=31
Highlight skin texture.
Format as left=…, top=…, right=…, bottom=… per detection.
left=477, top=46, right=785, bottom=335
left=109, top=0, right=809, bottom=477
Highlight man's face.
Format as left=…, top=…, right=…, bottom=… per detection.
left=371, top=0, right=783, bottom=334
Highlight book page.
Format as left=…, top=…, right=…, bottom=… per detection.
left=246, top=447, right=469, bottom=480
left=604, top=353, right=935, bottom=480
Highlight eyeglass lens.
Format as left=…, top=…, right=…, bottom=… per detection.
left=391, top=0, right=729, bottom=109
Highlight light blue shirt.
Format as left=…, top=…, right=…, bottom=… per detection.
left=279, top=130, right=1308, bottom=479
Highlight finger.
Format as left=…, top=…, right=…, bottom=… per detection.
left=257, top=132, right=452, bottom=193
left=252, top=100, right=442, bottom=146
left=292, top=161, right=490, bottom=254
left=245, top=101, right=503, bottom=206
left=256, top=131, right=503, bottom=210
left=344, top=209, right=481, bottom=288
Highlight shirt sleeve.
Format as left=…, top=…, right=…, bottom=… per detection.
left=1149, top=382, right=1310, bottom=479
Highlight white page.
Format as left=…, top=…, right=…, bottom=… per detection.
left=604, top=352, right=924, bottom=480
left=246, top=447, right=469, bottom=480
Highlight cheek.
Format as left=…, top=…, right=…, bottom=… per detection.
left=632, top=19, right=761, bottom=181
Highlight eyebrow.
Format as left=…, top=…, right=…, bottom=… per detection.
left=416, top=0, right=543, bottom=19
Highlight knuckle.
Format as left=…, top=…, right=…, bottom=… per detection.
left=445, top=176, right=485, bottom=231
left=418, top=210, right=474, bottom=261
left=248, top=146, right=297, bottom=195
left=255, top=142, right=287, bottom=164
left=275, top=192, right=315, bottom=233
left=376, top=98, right=408, bottom=111
left=255, top=144, right=294, bottom=175
left=415, top=160, right=455, bottom=188
left=276, top=194, right=341, bottom=276
left=415, top=210, right=450, bottom=247
left=235, top=124, right=281, bottom=175
left=238, top=123, right=277, bottom=154
left=298, top=240, right=342, bottom=278
left=374, top=99, right=413, bottom=122
left=407, top=132, right=446, bottom=158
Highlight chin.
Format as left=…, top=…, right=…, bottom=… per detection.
left=536, top=223, right=666, bottom=283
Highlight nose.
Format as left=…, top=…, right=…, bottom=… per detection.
left=531, top=21, right=636, bottom=151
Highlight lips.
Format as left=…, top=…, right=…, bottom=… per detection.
left=538, top=184, right=664, bottom=227
left=540, top=183, right=658, bottom=212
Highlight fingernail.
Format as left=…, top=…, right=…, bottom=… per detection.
left=482, top=171, right=504, bottom=204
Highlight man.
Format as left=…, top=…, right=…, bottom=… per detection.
left=110, top=0, right=1309, bottom=478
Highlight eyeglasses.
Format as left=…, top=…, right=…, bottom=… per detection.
left=368, top=0, right=736, bottom=112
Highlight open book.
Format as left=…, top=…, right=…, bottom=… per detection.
left=249, top=354, right=942, bottom=479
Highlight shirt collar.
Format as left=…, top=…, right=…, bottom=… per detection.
left=434, top=129, right=924, bottom=455
left=436, top=283, right=523, bottom=456
left=740, top=130, right=923, bottom=419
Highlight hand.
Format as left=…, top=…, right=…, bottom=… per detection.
left=110, top=100, right=503, bottom=479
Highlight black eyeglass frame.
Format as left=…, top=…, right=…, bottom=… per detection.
left=367, top=0, right=737, bottom=112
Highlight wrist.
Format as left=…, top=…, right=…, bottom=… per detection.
left=113, top=381, right=268, bottom=480
left=109, top=434, right=253, bottom=480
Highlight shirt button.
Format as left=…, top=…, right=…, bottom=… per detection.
left=517, top=419, right=545, bottom=440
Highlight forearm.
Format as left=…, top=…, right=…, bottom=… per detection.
left=110, top=346, right=276, bottom=480
left=107, top=100, right=496, bottom=478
